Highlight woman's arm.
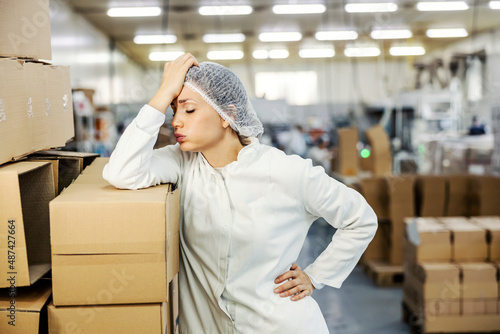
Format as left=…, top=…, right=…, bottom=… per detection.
left=103, top=53, right=198, bottom=189
left=301, top=161, right=378, bottom=288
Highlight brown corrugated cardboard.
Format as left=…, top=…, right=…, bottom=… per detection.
left=415, top=175, right=447, bottom=217
left=48, top=301, right=169, bottom=334
left=0, top=58, right=74, bottom=165
left=0, top=161, right=54, bottom=288
left=446, top=175, right=471, bottom=216
left=81, top=157, right=109, bottom=175
left=359, top=177, right=388, bottom=219
left=28, top=151, right=99, bottom=194
left=439, top=221, right=488, bottom=262
left=362, top=220, right=390, bottom=262
left=459, top=262, right=498, bottom=299
left=469, top=176, right=500, bottom=216
left=365, top=125, right=392, bottom=175
left=169, top=275, right=179, bottom=334
left=470, top=217, right=500, bottom=261
left=337, top=127, right=358, bottom=176
left=0, top=279, right=51, bottom=334
left=387, top=175, right=415, bottom=265
left=0, top=0, right=52, bottom=60
left=50, top=160, right=180, bottom=306
left=404, top=218, right=451, bottom=263
left=414, top=263, right=461, bottom=300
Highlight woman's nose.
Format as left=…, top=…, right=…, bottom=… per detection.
left=171, top=114, right=183, bottom=128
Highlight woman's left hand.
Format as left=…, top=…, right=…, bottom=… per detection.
left=274, top=263, right=314, bottom=301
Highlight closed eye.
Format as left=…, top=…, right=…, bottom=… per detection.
left=186, top=109, right=195, bottom=113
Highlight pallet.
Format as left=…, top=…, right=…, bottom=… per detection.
left=402, top=300, right=500, bottom=333
left=362, top=260, right=404, bottom=287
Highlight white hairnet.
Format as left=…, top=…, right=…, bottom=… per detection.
left=184, top=62, right=264, bottom=138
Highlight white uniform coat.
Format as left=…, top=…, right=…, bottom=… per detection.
left=103, top=105, right=377, bottom=334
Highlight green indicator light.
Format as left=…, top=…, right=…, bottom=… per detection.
left=418, top=145, right=425, bottom=154
left=361, top=148, right=370, bottom=158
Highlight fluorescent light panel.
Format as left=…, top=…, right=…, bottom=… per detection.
left=416, top=1, right=469, bottom=11
left=207, top=50, right=244, bottom=60
left=107, top=7, right=161, bottom=17
left=315, top=30, right=358, bottom=40
left=199, top=6, right=252, bottom=16
left=371, top=29, right=412, bottom=39
left=272, top=4, right=326, bottom=14
left=259, top=32, right=302, bottom=42
left=134, top=35, right=177, bottom=44
left=202, top=33, right=245, bottom=43
left=426, top=28, right=468, bottom=38
left=344, top=47, right=381, bottom=57
left=390, top=46, right=426, bottom=56
left=489, top=1, right=500, bottom=9
left=345, top=2, right=398, bottom=13
left=253, top=49, right=289, bottom=59
left=299, top=48, right=335, bottom=58
left=149, top=51, right=184, bottom=61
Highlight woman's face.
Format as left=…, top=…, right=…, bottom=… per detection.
left=170, top=85, right=227, bottom=152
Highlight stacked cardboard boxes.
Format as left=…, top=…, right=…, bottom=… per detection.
left=48, top=158, right=180, bottom=334
left=337, top=127, right=359, bottom=176
left=360, top=174, right=500, bottom=268
left=403, top=217, right=500, bottom=332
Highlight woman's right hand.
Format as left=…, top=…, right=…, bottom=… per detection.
left=148, top=53, right=198, bottom=114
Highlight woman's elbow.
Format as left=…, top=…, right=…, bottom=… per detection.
left=102, top=165, right=138, bottom=190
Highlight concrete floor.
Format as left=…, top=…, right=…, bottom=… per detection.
left=296, top=219, right=411, bottom=334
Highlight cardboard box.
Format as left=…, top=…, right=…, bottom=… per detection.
left=0, top=0, right=51, bottom=60
left=439, top=220, right=487, bottom=262
left=48, top=302, right=169, bottom=334
left=0, top=279, right=51, bottom=334
left=359, top=177, right=388, bottom=219
left=446, top=175, right=470, bottom=216
left=415, top=175, right=446, bottom=217
left=387, top=175, right=415, bottom=265
left=50, top=160, right=180, bottom=306
left=413, top=262, right=461, bottom=301
left=337, top=127, right=358, bottom=176
left=0, top=58, right=74, bottom=166
left=459, top=262, right=498, bottom=299
left=404, top=218, right=451, bottom=264
left=0, top=161, right=54, bottom=288
left=470, top=217, right=500, bottom=261
left=365, top=125, right=392, bottom=175
left=469, top=176, right=500, bottom=216
left=28, top=151, right=99, bottom=194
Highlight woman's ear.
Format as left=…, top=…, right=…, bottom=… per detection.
left=222, top=119, right=230, bottom=129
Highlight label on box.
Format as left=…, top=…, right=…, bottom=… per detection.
left=27, top=97, right=33, bottom=118
left=45, top=98, right=51, bottom=116
left=0, top=99, right=5, bottom=121
left=63, top=94, right=69, bottom=112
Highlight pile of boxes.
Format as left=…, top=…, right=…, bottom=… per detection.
left=0, top=1, right=181, bottom=332
left=48, top=158, right=180, bottom=334
left=403, top=216, right=500, bottom=332
left=359, top=174, right=500, bottom=266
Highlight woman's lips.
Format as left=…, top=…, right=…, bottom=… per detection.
left=175, top=134, right=186, bottom=143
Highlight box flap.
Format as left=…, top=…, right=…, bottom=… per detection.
left=82, top=157, right=110, bottom=175
left=0, top=278, right=51, bottom=311
left=417, top=262, right=459, bottom=282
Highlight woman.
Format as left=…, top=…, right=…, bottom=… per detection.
left=103, top=53, right=377, bottom=333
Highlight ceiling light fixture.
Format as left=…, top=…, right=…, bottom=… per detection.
left=299, top=48, right=335, bottom=58
left=149, top=51, right=185, bottom=61
left=207, top=50, right=244, bottom=60
left=199, top=6, right=252, bottom=16
left=345, top=2, right=398, bottom=13
left=259, top=32, right=302, bottom=42
left=489, top=1, right=500, bottom=9
left=344, top=46, right=381, bottom=57
left=202, top=33, right=246, bottom=43
left=107, top=7, right=161, bottom=17
left=416, top=1, right=469, bottom=11
left=253, top=49, right=290, bottom=59
left=426, top=28, right=468, bottom=38
left=134, top=35, right=177, bottom=44
left=371, top=29, right=413, bottom=39
left=389, top=46, right=426, bottom=56
left=315, top=30, right=358, bottom=41
left=272, top=4, right=326, bottom=14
